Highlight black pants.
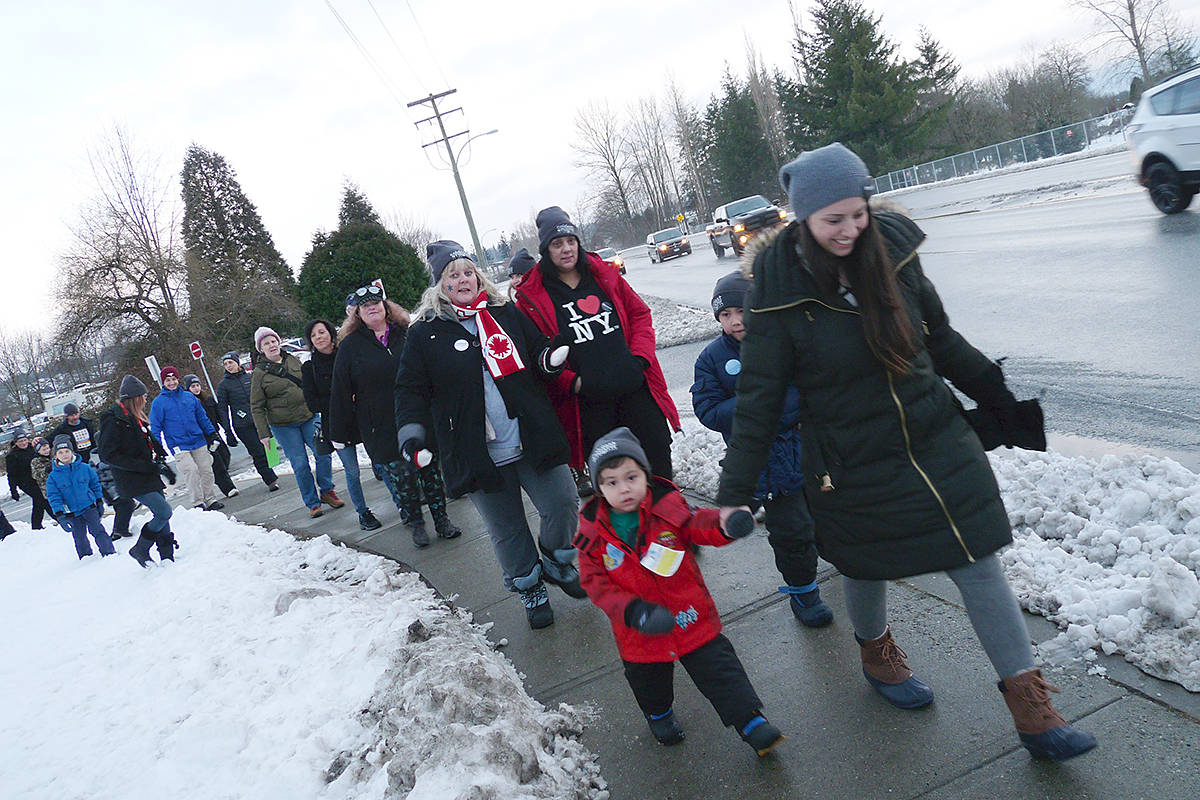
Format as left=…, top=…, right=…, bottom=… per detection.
left=20, top=482, right=54, bottom=529
left=111, top=496, right=136, bottom=536
left=211, top=441, right=236, bottom=494
left=763, top=490, right=820, bottom=587
left=622, top=634, right=762, bottom=730
left=233, top=422, right=278, bottom=486
left=579, top=383, right=673, bottom=480
left=0, top=507, right=13, bottom=538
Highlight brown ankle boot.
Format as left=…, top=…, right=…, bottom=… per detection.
left=856, top=627, right=934, bottom=708
left=999, top=669, right=1097, bottom=760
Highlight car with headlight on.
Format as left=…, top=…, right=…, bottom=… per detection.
left=645, top=227, right=692, bottom=263
left=1127, top=63, right=1200, bottom=214
left=596, top=247, right=626, bottom=274
left=708, top=194, right=788, bottom=257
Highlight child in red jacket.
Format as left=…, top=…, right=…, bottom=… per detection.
left=575, top=426, right=783, bottom=756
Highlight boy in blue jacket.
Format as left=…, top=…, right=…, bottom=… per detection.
left=45, top=435, right=114, bottom=559
left=690, top=272, right=833, bottom=627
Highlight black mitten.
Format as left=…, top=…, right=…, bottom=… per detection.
left=954, top=359, right=1017, bottom=409
left=625, top=600, right=675, bottom=634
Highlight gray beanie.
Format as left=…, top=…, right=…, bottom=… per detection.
left=119, top=374, right=148, bottom=399
left=426, top=239, right=473, bottom=286
left=779, top=142, right=875, bottom=223
left=52, top=434, right=74, bottom=453
left=63, top=402, right=80, bottom=416
left=535, top=206, right=580, bottom=255
left=587, top=426, right=651, bottom=494
left=508, top=247, right=536, bottom=277
left=182, top=373, right=201, bottom=390
left=711, top=271, right=752, bottom=320
left=220, top=351, right=240, bottom=364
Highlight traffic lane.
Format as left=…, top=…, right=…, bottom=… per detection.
left=916, top=190, right=1200, bottom=384
left=621, top=236, right=745, bottom=309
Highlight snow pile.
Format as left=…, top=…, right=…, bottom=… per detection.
left=669, top=420, right=1200, bottom=691
left=992, top=450, right=1200, bottom=691
left=0, top=510, right=605, bottom=799
left=642, top=295, right=718, bottom=348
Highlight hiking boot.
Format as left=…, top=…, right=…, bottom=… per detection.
left=359, top=510, right=382, bottom=531
left=646, top=709, right=685, bottom=746
left=410, top=522, right=430, bottom=548
left=268, top=483, right=280, bottom=492
left=571, top=467, right=594, bottom=498
left=205, top=501, right=225, bottom=511
left=857, top=627, right=934, bottom=709
left=542, top=550, right=587, bottom=599
left=739, top=714, right=784, bottom=756
left=432, top=511, right=461, bottom=539
left=310, top=506, right=324, bottom=518
left=518, top=581, right=554, bottom=629
left=785, top=584, right=834, bottom=628
left=999, top=669, right=1097, bottom=760
left=320, top=489, right=344, bottom=508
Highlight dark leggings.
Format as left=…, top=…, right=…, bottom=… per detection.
left=578, top=383, right=673, bottom=479
left=22, top=484, right=55, bottom=529
left=377, top=452, right=450, bottom=524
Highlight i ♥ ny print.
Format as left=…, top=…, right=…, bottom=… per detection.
left=561, top=296, right=619, bottom=343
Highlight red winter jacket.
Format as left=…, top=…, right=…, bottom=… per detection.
left=575, top=477, right=732, bottom=663
left=513, top=253, right=681, bottom=468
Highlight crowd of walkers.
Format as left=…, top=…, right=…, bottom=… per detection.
left=1, top=158, right=1097, bottom=763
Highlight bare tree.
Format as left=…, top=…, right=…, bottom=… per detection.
left=665, top=74, right=713, bottom=218
left=625, top=95, right=680, bottom=227
left=56, top=127, right=188, bottom=356
left=385, top=209, right=440, bottom=253
left=572, top=103, right=637, bottom=231
left=745, top=38, right=790, bottom=169
left=1071, top=0, right=1187, bottom=83
left=0, top=330, right=48, bottom=421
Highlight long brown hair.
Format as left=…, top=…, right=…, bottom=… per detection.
left=800, top=216, right=916, bottom=375
left=121, top=394, right=149, bottom=423
left=337, top=299, right=411, bottom=341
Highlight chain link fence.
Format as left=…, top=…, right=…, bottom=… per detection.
left=873, top=108, right=1135, bottom=193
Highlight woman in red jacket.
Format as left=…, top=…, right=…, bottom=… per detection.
left=513, top=206, right=680, bottom=482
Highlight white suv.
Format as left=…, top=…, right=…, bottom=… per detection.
left=1127, top=64, right=1200, bottom=214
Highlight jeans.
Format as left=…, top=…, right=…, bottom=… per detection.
left=270, top=417, right=331, bottom=510
left=132, top=491, right=173, bottom=536
left=842, top=554, right=1036, bottom=680
left=63, top=505, right=115, bottom=558
left=316, top=443, right=368, bottom=514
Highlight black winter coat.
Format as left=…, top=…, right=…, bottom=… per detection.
left=216, top=369, right=254, bottom=437
left=6, top=445, right=36, bottom=493
left=97, top=403, right=167, bottom=498
left=303, top=349, right=360, bottom=446
left=52, top=417, right=98, bottom=461
left=717, top=213, right=1013, bottom=580
left=329, top=324, right=408, bottom=464
left=394, top=303, right=569, bottom=499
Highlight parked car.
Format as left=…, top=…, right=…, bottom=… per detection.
left=645, top=227, right=692, bottom=263
left=1127, top=64, right=1200, bottom=214
left=281, top=337, right=311, bottom=364
left=596, top=247, right=626, bottom=274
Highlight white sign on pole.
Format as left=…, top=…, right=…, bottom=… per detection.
left=372, top=278, right=386, bottom=299
left=144, top=355, right=161, bottom=387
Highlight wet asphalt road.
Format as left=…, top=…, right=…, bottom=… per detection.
left=623, top=165, right=1200, bottom=468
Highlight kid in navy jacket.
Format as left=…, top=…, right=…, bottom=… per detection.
left=45, top=435, right=114, bottom=559
left=575, top=426, right=783, bottom=756
left=691, top=271, right=833, bottom=627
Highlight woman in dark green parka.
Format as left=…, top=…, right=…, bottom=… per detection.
left=717, top=143, right=1095, bottom=762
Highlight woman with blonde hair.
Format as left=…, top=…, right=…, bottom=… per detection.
left=97, top=375, right=178, bottom=566
left=329, top=284, right=459, bottom=546
left=395, top=241, right=581, bottom=629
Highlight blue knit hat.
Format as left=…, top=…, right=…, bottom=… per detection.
left=779, top=143, right=875, bottom=223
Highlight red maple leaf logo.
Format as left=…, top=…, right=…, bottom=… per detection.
left=486, top=334, right=512, bottom=359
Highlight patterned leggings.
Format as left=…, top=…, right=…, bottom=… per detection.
left=377, top=451, right=449, bottom=525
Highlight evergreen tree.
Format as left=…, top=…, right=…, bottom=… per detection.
left=701, top=69, right=779, bottom=202
left=298, top=186, right=428, bottom=323
left=908, top=28, right=961, bottom=161
left=180, top=144, right=300, bottom=354
left=791, top=0, right=919, bottom=171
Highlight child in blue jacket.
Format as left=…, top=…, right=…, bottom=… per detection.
left=45, top=435, right=114, bottom=559
left=690, top=271, right=833, bottom=627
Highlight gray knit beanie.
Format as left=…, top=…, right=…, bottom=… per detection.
left=118, top=374, right=148, bottom=399
left=535, top=206, right=581, bottom=255
left=507, top=247, right=536, bottom=277
left=587, top=426, right=651, bottom=494
left=779, top=142, right=875, bottom=223
left=182, top=373, right=201, bottom=390
left=711, top=271, right=752, bottom=320
left=426, top=239, right=474, bottom=286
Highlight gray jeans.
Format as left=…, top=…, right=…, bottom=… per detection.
left=467, top=459, right=578, bottom=589
left=843, top=554, right=1036, bottom=679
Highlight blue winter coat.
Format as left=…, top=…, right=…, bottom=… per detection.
left=691, top=333, right=804, bottom=500
left=149, top=386, right=215, bottom=452
left=45, top=458, right=104, bottom=516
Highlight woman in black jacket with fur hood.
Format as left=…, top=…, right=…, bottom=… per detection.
left=395, top=241, right=582, bottom=630
left=717, top=144, right=1095, bottom=761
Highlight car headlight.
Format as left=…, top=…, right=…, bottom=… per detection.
left=739, top=235, right=749, bottom=245
left=733, top=223, right=745, bottom=232
left=659, top=244, right=668, bottom=251
left=680, top=238, right=688, bottom=245
left=778, top=209, right=787, bottom=219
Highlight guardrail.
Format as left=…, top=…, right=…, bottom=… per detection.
left=873, top=108, right=1135, bottom=193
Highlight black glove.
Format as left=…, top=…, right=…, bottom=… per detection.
left=953, top=359, right=1017, bottom=410
left=226, top=436, right=239, bottom=448
left=158, top=461, right=177, bottom=485
left=624, top=600, right=675, bottom=634
left=539, top=333, right=571, bottom=375
left=10, top=490, right=18, bottom=502
left=963, top=398, right=1046, bottom=451
left=723, top=509, right=756, bottom=539
left=400, top=438, right=433, bottom=469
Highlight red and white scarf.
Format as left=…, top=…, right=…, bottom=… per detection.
left=453, top=292, right=525, bottom=379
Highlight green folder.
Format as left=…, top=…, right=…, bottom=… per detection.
left=266, top=437, right=281, bottom=468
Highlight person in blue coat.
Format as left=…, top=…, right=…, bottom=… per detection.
left=691, top=271, right=833, bottom=627
left=149, top=366, right=223, bottom=511
left=45, top=435, right=114, bottom=559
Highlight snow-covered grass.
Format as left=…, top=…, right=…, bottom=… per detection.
left=0, top=510, right=606, bottom=799
left=671, top=419, right=1200, bottom=692
left=642, top=295, right=716, bottom=348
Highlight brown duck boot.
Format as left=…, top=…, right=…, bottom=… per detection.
left=999, top=669, right=1097, bottom=760
left=857, top=627, right=934, bottom=709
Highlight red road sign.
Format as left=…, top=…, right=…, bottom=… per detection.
left=190, top=341, right=203, bottom=360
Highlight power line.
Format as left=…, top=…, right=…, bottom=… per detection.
left=364, top=0, right=429, bottom=95
left=404, top=0, right=451, bottom=88
left=323, top=0, right=408, bottom=107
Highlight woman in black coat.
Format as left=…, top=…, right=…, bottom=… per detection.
left=395, top=241, right=582, bottom=630
left=96, top=375, right=177, bottom=566
left=717, top=144, right=1094, bottom=761
left=328, top=284, right=458, bottom=546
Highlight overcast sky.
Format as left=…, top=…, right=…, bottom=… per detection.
left=1, top=0, right=1173, bottom=332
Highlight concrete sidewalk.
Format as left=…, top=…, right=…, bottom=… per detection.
left=215, top=453, right=1199, bottom=799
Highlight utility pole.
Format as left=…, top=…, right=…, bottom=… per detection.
left=408, top=89, right=487, bottom=267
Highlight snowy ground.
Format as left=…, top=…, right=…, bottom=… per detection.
left=0, top=510, right=606, bottom=800
left=671, top=419, right=1200, bottom=692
